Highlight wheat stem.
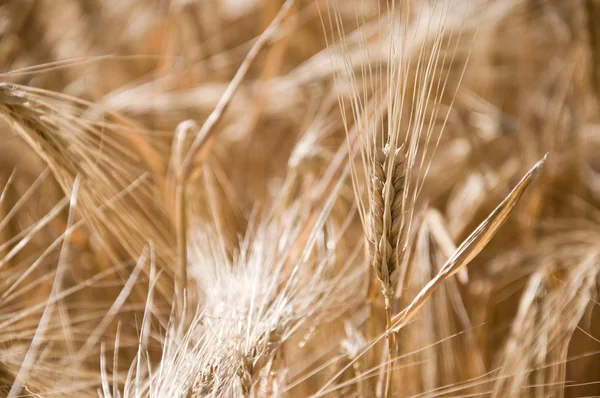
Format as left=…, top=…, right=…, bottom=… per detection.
left=178, top=0, right=296, bottom=184
left=172, top=121, right=194, bottom=314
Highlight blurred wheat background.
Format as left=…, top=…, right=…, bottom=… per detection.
left=0, top=0, right=600, bottom=396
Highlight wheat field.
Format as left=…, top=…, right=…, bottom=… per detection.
left=0, top=0, right=599, bottom=396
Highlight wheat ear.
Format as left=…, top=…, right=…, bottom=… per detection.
left=370, top=144, right=405, bottom=311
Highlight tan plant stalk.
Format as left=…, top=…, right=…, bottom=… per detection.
left=170, top=121, right=194, bottom=314
left=177, top=0, right=297, bottom=184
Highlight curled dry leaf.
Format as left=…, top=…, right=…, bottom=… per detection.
left=391, top=153, right=548, bottom=331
